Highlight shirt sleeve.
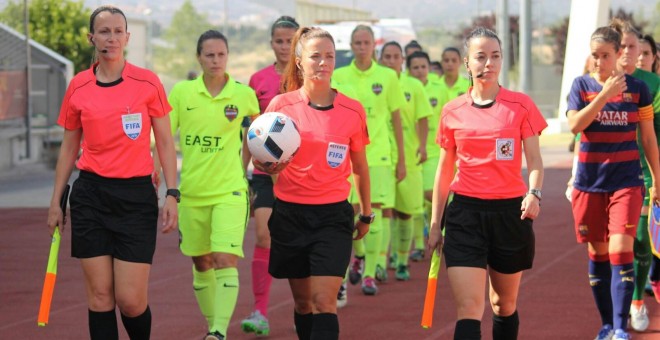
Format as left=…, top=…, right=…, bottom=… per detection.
left=566, top=77, right=585, bottom=113
left=147, top=73, right=171, bottom=118
left=638, top=80, right=653, bottom=122
left=167, top=84, right=181, bottom=135
left=437, top=108, right=455, bottom=149
left=57, top=78, right=82, bottom=130
left=349, top=104, right=370, bottom=152
left=520, top=94, right=548, bottom=139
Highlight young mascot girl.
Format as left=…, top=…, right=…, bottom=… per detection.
left=256, top=27, right=372, bottom=340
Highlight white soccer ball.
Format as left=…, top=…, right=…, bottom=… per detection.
left=247, top=112, right=301, bottom=165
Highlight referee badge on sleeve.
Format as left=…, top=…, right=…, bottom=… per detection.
left=327, top=142, right=349, bottom=168
left=496, top=138, right=514, bottom=160
left=122, top=113, right=142, bottom=140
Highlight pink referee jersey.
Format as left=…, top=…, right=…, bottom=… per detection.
left=437, top=87, right=547, bottom=199
left=249, top=64, right=282, bottom=176
left=266, top=89, right=370, bottom=204
left=58, top=62, right=171, bottom=178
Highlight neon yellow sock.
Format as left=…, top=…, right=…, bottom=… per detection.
left=212, top=267, right=239, bottom=335
left=353, top=212, right=366, bottom=257
left=397, top=217, right=414, bottom=266
left=415, top=204, right=429, bottom=250
left=363, top=208, right=383, bottom=278
left=379, top=216, right=392, bottom=268
left=390, top=216, right=399, bottom=263
left=193, top=266, right=216, bottom=330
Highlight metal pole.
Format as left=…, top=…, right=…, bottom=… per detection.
left=497, top=0, right=509, bottom=88
left=519, top=0, right=532, bottom=93
left=24, top=0, right=32, bottom=159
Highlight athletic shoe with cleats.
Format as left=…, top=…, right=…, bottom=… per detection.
left=204, top=331, right=225, bottom=340
left=613, top=329, right=631, bottom=340
left=348, top=256, right=364, bottom=285
left=395, top=265, right=410, bottom=281
left=630, top=302, right=649, bottom=331
left=361, top=276, right=378, bottom=295
left=594, top=324, right=613, bottom=340
left=388, top=253, right=397, bottom=270
left=375, top=264, right=388, bottom=282
left=651, top=280, right=660, bottom=303
left=337, top=282, right=348, bottom=308
left=240, top=310, right=270, bottom=336
left=410, top=249, right=424, bottom=262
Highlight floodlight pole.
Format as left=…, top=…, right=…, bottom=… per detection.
left=519, top=0, right=531, bottom=93
left=24, top=0, right=32, bottom=159
left=497, top=0, right=509, bottom=88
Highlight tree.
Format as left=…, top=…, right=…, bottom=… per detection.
left=153, top=0, right=212, bottom=79
left=550, top=8, right=650, bottom=74
left=0, top=0, right=92, bottom=73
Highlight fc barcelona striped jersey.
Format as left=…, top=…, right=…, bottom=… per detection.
left=567, top=73, right=653, bottom=192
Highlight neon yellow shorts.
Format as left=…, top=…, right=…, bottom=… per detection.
left=371, top=165, right=395, bottom=207
left=395, top=168, right=424, bottom=215
left=178, top=191, right=249, bottom=257
left=422, top=156, right=439, bottom=192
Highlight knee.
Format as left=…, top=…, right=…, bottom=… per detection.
left=312, top=292, right=337, bottom=314
left=455, top=297, right=484, bottom=318
left=88, top=287, right=115, bottom=311
left=491, top=299, right=517, bottom=317
left=213, top=253, right=238, bottom=269
left=255, top=230, right=271, bottom=248
left=192, top=255, right=214, bottom=271
left=116, top=299, right=147, bottom=317
left=293, top=298, right=313, bottom=315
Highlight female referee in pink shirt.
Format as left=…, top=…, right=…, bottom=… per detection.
left=428, top=27, right=546, bottom=340
left=255, top=26, right=372, bottom=340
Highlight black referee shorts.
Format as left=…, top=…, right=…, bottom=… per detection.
left=442, top=194, right=535, bottom=274
left=69, top=170, right=159, bottom=264
left=268, top=199, right=354, bottom=279
left=250, top=174, right=275, bottom=209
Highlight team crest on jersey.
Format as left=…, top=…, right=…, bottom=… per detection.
left=578, top=224, right=589, bottom=236
left=430, top=97, right=438, bottom=107
left=623, top=93, right=633, bottom=102
left=327, top=142, right=348, bottom=168
left=372, top=83, right=383, bottom=95
left=224, top=104, right=239, bottom=121
left=122, top=113, right=142, bottom=140
left=404, top=92, right=411, bottom=102
left=496, top=138, right=514, bottom=160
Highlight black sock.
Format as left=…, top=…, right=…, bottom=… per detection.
left=89, top=309, right=118, bottom=340
left=493, top=311, right=519, bottom=340
left=120, top=305, right=151, bottom=340
left=294, top=311, right=313, bottom=340
left=454, top=318, right=481, bottom=340
left=310, top=313, right=339, bottom=340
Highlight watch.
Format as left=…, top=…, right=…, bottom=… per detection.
left=358, top=212, right=376, bottom=224
left=528, top=188, right=542, bottom=200
left=166, top=188, right=181, bottom=203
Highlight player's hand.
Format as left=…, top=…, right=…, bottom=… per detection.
left=417, top=146, right=428, bottom=165
left=253, top=159, right=289, bottom=175
left=602, top=70, right=627, bottom=100
left=353, top=221, right=369, bottom=240
left=396, top=161, right=407, bottom=182
left=520, top=194, right=540, bottom=220
left=426, top=222, right=443, bottom=256
left=651, top=185, right=659, bottom=207
left=161, top=197, right=178, bottom=233
left=47, top=202, right=64, bottom=236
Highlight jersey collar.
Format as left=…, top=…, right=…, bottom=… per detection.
left=349, top=59, right=377, bottom=76
left=195, top=73, right=237, bottom=100
left=465, top=85, right=505, bottom=106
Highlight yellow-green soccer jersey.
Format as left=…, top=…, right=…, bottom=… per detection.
left=423, top=77, right=445, bottom=159
left=399, top=75, right=432, bottom=169
left=169, top=74, right=259, bottom=206
left=334, top=60, right=406, bottom=167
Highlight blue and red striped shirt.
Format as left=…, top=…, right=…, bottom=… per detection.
left=568, top=73, right=653, bottom=192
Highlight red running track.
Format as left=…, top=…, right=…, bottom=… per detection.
left=2, top=167, right=660, bottom=339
